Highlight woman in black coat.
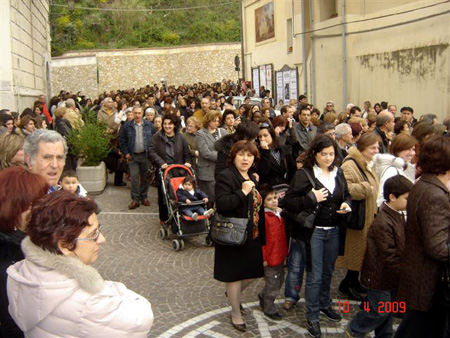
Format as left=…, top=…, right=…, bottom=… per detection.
left=0, top=167, right=48, bottom=337
left=149, top=114, right=192, bottom=223
left=214, top=122, right=259, bottom=178
left=257, top=123, right=294, bottom=187
left=214, top=140, right=266, bottom=333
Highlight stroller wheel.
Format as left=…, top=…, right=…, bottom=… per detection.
left=205, top=236, right=213, bottom=247
left=158, top=228, right=169, bottom=240
left=172, top=239, right=182, bottom=251
left=179, top=239, right=185, bottom=250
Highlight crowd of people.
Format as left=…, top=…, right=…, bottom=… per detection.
left=0, top=79, right=450, bottom=338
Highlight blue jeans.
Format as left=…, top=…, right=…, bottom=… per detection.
left=305, top=227, right=339, bottom=322
left=181, top=205, right=206, bottom=218
left=349, top=289, right=395, bottom=338
left=284, top=238, right=306, bottom=303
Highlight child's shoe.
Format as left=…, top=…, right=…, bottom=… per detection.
left=192, top=213, right=199, bottom=221
left=203, top=209, right=215, bottom=217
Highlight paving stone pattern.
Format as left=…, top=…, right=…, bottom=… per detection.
left=93, top=176, right=399, bottom=337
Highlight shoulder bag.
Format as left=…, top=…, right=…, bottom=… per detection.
left=210, top=213, right=248, bottom=246
left=293, top=168, right=320, bottom=229
left=344, top=158, right=368, bottom=230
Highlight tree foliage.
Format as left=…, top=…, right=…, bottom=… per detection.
left=50, top=0, right=241, bottom=56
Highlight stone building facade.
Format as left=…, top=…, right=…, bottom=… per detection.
left=0, top=0, right=51, bottom=112
left=242, top=0, right=449, bottom=121
left=51, top=43, right=242, bottom=99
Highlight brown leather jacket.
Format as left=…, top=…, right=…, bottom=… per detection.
left=398, top=174, right=450, bottom=311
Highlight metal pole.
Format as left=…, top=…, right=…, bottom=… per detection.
left=309, top=0, right=315, bottom=105
left=342, top=0, right=348, bottom=108
left=239, top=0, right=245, bottom=81
left=301, top=0, right=307, bottom=95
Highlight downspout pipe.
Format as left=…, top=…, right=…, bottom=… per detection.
left=239, top=0, right=245, bottom=81
left=342, top=0, right=348, bottom=108
left=301, top=0, right=307, bottom=95
left=309, top=0, right=316, bottom=105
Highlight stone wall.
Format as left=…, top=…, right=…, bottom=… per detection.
left=1, top=0, right=51, bottom=112
left=51, top=43, right=242, bottom=99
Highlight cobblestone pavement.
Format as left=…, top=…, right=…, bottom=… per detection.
left=92, top=176, right=399, bottom=338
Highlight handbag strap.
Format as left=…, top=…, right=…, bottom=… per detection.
left=302, top=168, right=316, bottom=189
left=345, top=158, right=369, bottom=182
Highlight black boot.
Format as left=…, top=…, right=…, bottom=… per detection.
left=339, top=279, right=363, bottom=301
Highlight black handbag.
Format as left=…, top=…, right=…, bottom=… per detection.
left=344, top=158, right=368, bottom=231
left=210, top=213, right=248, bottom=246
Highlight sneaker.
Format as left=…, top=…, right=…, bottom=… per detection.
left=320, top=307, right=342, bottom=322
left=264, top=312, right=282, bottom=321
left=306, top=320, right=321, bottom=338
left=203, top=208, right=215, bottom=217
left=192, top=213, right=199, bottom=221
left=283, top=299, right=295, bottom=310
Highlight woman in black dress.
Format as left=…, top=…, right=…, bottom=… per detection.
left=214, top=140, right=266, bottom=332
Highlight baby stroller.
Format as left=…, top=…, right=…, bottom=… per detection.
left=158, top=164, right=213, bottom=251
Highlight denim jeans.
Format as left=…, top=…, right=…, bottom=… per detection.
left=349, top=289, right=395, bottom=338
left=181, top=205, right=206, bottom=218
left=284, top=238, right=306, bottom=303
left=305, top=227, right=339, bottom=322
left=129, top=153, right=150, bottom=202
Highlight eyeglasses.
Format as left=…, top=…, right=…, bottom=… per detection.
left=77, top=225, right=102, bottom=242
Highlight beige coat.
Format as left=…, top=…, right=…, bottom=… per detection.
left=336, top=146, right=379, bottom=271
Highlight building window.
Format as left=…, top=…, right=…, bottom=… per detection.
left=287, top=18, right=293, bottom=53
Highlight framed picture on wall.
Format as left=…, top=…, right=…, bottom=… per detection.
left=255, top=2, right=275, bottom=43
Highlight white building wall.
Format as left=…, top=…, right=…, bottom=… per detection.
left=243, top=0, right=450, bottom=121
left=0, top=0, right=51, bottom=113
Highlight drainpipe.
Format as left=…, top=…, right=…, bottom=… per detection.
left=301, top=0, right=307, bottom=95
left=342, top=0, right=348, bottom=108
left=239, top=0, right=245, bottom=81
left=309, top=0, right=316, bottom=105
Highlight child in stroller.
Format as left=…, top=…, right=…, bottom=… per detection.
left=176, top=176, right=214, bottom=221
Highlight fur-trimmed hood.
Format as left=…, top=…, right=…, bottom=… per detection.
left=7, top=237, right=104, bottom=331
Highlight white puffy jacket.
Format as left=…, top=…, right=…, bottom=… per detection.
left=7, top=237, right=153, bottom=338
left=373, top=153, right=416, bottom=207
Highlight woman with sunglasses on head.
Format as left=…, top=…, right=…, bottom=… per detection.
left=257, top=123, right=294, bottom=187
left=6, top=191, right=154, bottom=337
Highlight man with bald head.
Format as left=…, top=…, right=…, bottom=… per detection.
left=373, top=110, right=395, bottom=153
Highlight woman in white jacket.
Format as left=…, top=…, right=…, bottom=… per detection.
left=7, top=191, right=153, bottom=338
left=373, top=133, right=417, bottom=207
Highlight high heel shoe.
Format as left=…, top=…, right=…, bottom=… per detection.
left=230, top=316, right=246, bottom=332
left=225, top=292, right=247, bottom=315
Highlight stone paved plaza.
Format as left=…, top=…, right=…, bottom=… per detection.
left=92, top=176, right=399, bottom=338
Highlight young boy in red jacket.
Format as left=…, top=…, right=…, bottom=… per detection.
left=258, top=184, right=289, bottom=321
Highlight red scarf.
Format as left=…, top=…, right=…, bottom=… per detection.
left=42, top=103, right=53, bottom=124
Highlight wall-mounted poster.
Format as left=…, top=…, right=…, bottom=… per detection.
left=266, top=66, right=272, bottom=95
left=252, top=68, right=260, bottom=94
left=259, top=65, right=267, bottom=92
left=276, top=72, right=283, bottom=103
left=255, top=2, right=275, bottom=43
left=289, top=70, right=298, bottom=102
left=283, top=71, right=290, bottom=103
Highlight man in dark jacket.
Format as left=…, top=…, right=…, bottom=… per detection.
left=120, top=106, right=155, bottom=209
left=291, top=108, right=317, bottom=158
left=345, top=175, right=413, bottom=338
left=373, top=111, right=394, bottom=153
